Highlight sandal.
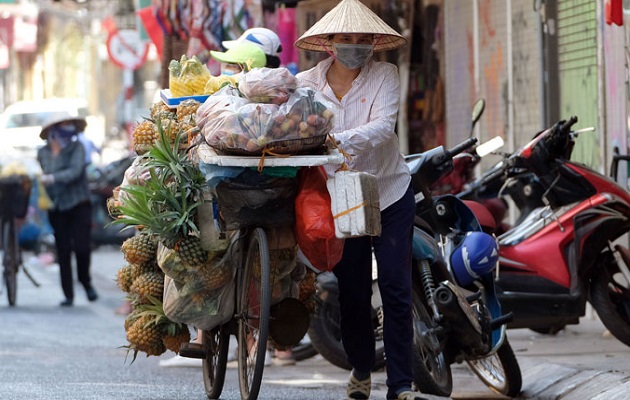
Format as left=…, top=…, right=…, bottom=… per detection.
left=347, top=372, right=371, bottom=399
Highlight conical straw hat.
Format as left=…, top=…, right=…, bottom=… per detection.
left=295, top=0, right=407, bottom=52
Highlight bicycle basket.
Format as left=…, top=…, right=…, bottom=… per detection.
left=0, top=174, right=32, bottom=219
left=216, top=175, right=297, bottom=231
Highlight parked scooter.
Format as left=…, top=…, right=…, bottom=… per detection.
left=88, top=156, right=134, bottom=247
left=458, top=116, right=630, bottom=344
left=405, top=100, right=522, bottom=397
left=306, top=260, right=385, bottom=371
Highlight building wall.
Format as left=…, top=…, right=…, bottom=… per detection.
left=444, top=0, right=543, bottom=157
left=557, top=0, right=600, bottom=169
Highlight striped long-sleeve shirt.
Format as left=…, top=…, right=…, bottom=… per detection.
left=297, top=57, right=411, bottom=210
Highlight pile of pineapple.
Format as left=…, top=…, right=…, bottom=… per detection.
left=116, top=232, right=191, bottom=359
left=131, top=98, right=202, bottom=155
left=110, top=117, right=231, bottom=357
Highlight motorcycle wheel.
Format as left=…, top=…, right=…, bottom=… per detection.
left=590, top=260, right=630, bottom=346
left=307, top=283, right=386, bottom=371
left=291, top=336, right=318, bottom=362
left=466, top=339, right=522, bottom=397
left=411, top=288, right=453, bottom=397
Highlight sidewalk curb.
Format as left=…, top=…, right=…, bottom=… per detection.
left=518, top=359, right=630, bottom=399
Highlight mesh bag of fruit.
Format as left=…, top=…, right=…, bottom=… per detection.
left=238, top=67, right=297, bottom=104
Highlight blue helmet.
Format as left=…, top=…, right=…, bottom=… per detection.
left=450, top=231, right=499, bottom=286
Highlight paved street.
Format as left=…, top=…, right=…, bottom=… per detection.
left=0, top=246, right=628, bottom=400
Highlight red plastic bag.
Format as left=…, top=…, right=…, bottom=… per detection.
left=295, top=166, right=344, bottom=272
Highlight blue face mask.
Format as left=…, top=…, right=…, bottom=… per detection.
left=49, top=126, right=75, bottom=148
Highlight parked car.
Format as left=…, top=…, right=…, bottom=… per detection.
left=0, top=98, right=98, bottom=159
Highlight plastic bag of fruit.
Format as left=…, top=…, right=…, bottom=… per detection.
left=162, top=274, right=235, bottom=331
left=267, top=88, right=335, bottom=142
left=238, top=67, right=297, bottom=104
left=168, top=55, right=211, bottom=97
left=196, top=86, right=249, bottom=144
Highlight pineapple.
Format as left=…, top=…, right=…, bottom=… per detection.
left=162, top=324, right=191, bottom=354
left=121, top=233, right=158, bottom=265
left=124, top=295, right=189, bottom=359
left=114, top=123, right=208, bottom=268
left=129, top=261, right=160, bottom=281
left=130, top=271, right=165, bottom=300
left=116, top=264, right=135, bottom=293
left=176, top=99, right=200, bottom=125
left=132, top=120, right=158, bottom=154
left=126, top=314, right=167, bottom=357
left=150, top=101, right=173, bottom=119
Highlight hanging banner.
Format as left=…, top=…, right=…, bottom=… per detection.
left=136, top=6, right=164, bottom=59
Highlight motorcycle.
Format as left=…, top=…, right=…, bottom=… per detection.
left=306, top=258, right=385, bottom=371
left=406, top=100, right=522, bottom=397
left=458, top=116, right=630, bottom=344
left=88, top=156, right=134, bottom=247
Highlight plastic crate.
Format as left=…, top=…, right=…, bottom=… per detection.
left=0, top=175, right=32, bottom=219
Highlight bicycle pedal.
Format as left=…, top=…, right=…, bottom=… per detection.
left=178, top=342, right=208, bottom=359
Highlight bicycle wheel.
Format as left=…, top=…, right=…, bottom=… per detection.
left=237, top=228, right=271, bottom=400
left=2, top=218, right=19, bottom=306
left=202, top=326, right=230, bottom=400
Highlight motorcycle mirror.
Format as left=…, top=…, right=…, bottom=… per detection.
left=471, top=99, right=486, bottom=127
left=476, top=136, right=504, bottom=157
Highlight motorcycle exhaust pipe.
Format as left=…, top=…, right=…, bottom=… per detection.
left=433, top=284, right=488, bottom=355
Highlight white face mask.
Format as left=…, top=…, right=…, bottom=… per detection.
left=333, top=43, right=374, bottom=69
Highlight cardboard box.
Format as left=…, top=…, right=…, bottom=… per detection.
left=327, top=170, right=381, bottom=238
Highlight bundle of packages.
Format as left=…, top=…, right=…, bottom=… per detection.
left=197, top=86, right=334, bottom=156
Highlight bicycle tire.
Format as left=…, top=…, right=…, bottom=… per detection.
left=237, top=227, right=271, bottom=400
left=203, top=326, right=230, bottom=400
left=2, top=218, right=19, bottom=306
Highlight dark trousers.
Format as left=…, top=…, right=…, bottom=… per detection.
left=333, top=184, right=415, bottom=393
left=48, top=201, right=92, bottom=301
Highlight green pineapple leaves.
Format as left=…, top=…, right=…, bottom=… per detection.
left=113, top=119, right=205, bottom=242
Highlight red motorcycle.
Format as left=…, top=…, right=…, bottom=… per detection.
left=465, top=116, right=630, bottom=345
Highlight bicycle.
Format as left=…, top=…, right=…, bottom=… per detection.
left=0, top=174, right=39, bottom=306
left=192, top=144, right=344, bottom=400
left=202, top=227, right=271, bottom=400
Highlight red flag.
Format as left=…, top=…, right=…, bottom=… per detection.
left=605, top=0, right=623, bottom=26
left=101, top=16, right=117, bottom=35
left=136, top=6, right=163, bottom=59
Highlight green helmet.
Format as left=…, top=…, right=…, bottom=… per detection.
left=210, top=42, right=267, bottom=70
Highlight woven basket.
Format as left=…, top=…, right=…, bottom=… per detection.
left=213, top=134, right=327, bottom=157
left=0, top=175, right=31, bottom=219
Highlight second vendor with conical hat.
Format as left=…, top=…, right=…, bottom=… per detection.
left=295, top=1, right=422, bottom=400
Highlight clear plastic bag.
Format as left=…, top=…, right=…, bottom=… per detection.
left=267, top=88, right=334, bottom=142
left=161, top=241, right=239, bottom=331
left=162, top=274, right=235, bottom=331
left=238, top=67, right=297, bottom=104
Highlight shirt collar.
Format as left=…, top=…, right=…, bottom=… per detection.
left=313, top=57, right=373, bottom=89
